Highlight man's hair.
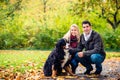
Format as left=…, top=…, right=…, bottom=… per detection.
left=82, top=20, right=91, bottom=26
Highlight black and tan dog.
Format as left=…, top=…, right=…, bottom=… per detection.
left=43, top=38, right=74, bottom=77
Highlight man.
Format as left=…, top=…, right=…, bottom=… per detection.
left=69, top=20, right=106, bottom=75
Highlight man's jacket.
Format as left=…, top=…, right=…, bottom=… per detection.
left=69, top=30, right=106, bottom=58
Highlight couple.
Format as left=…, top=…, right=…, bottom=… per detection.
left=63, top=20, right=106, bottom=75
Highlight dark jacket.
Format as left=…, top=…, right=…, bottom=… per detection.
left=69, top=30, right=106, bottom=58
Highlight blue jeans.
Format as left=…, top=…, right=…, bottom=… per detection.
left=71, top=53, right=105, bottom=73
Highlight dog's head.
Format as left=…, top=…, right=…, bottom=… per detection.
left=56, top=38, right=66, bottom=49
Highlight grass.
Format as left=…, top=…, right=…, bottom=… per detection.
left=0, top=50, right=120, bottom=73
left=106, top=52, right=120, bottom=59
left=0, top=50, right=50, bottom=73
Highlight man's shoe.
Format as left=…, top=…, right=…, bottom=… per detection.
left=94, top=71, right=101, bottom=75
left=84, top=70, right=91, bottom=75
left=84, top=68, right=93, bottom=75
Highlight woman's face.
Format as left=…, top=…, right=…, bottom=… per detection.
left=70, top=27, right=78, bottom=36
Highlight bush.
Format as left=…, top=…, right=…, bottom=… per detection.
left=103, top=31, right=120, bottom=51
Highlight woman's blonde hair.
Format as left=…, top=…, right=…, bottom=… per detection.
left=63, top=24, right=80, bottom=43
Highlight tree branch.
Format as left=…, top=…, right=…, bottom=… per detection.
left=107, top=18, right=115, bottom=29
left=114, top=10, right=118, bottom=24
left=117, top=20, right=120, bottom=28
left=115, top=0, right=120, bottom=9
left=6, top=0, right=22, bottom=17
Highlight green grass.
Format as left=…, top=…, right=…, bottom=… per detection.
left=0, top=50, right=120, bottom=73
left=106, top=52, right=120, bottom=59
left=0, top=50, right=50, bottom=73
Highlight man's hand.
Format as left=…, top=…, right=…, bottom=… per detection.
left=78, top=52, right=84, bottom=57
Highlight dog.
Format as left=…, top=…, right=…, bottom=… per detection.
left=43, top=38, right=74, bottom=77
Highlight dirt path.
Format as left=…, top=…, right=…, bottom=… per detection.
left=74, top=58, right=120, bottom=80
left=41, top=58, right=120, bottom=80
left=0, top=58, right=120, bottom=80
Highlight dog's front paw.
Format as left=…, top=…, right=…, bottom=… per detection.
left=52, top=70, right=57, bottom=78
left=52, top=74, right=57, bottom=78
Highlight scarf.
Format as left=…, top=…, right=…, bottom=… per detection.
left=70, top=35, right=78, bottom=48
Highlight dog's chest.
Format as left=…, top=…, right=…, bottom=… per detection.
left=61, top=50, right=70, bottom=68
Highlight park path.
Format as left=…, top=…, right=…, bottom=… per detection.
left=0, top=58, right=120, bottom=80
left=75, top=58, right=120, bottom=80
left=40, top=58, right=120, bottom=80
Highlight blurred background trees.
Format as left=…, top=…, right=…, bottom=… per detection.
left=0, top=0, right=120, bottom=51
left=71, top=0, right=120, bottom=30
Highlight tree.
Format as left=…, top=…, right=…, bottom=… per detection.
left=70, top=0, right=120, bottom=31
left=0, top=0, right=22, bottom=20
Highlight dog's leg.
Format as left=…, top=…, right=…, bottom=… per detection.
left=52, top=65, right=57, bottom=78
left=64, top=66, right=75, bottom=76
left=52, top=70, right=57, bottom=78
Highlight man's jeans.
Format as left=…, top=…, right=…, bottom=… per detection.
left=71, top=53, right=105, bottom=73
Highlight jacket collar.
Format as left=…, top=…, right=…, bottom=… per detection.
left=82, top=30, right=94, bottom=42
left=83, top=30, right=92, bottom=41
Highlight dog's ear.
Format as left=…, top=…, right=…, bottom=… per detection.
left=63, top=38, right=67, bottom=43
left=56, top=38, right=66, bottom=49
left=56, top=39, right=62, bottom=49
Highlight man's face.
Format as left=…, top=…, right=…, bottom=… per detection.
left=82, top=24, right=91, bottom=35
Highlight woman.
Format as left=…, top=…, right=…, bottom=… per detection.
left=63, top=24, right=80, bottom=74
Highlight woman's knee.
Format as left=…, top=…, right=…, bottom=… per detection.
left=71, top=59, right=78, bottom=67
left=74, top=53, right=85, bottom=63
left=75, top=53, right=80, bottom=60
